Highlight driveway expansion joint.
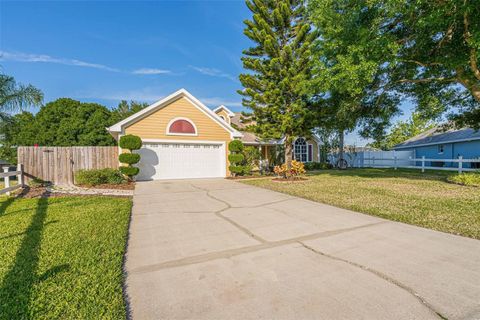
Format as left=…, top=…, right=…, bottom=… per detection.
left=297, top=241, right=446, bottom=320
left=128, top=221, right=387, bottom=275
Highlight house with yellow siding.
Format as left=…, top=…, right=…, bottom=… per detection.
left=107, top=89, right=322, bottom=180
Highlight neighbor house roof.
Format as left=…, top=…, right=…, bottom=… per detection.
left=393, top=127, right=480, bottom=149
left=230, top=112, right=281, bottom=145
left=107, top=89, right=242, bottom=139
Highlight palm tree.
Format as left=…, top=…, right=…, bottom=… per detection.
left=0, top=73, right=43, bottom=116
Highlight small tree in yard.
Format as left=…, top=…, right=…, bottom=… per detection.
left=228, top=140, right=246, bottom=177
left=119, top=134, right=142, bottom=179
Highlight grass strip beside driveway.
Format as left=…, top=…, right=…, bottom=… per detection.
left=0, top=195, right=131, bottom=319
left=242, top=168, right=480, bottom=239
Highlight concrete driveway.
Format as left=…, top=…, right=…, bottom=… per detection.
left=125, top=179, right=480, bottom=320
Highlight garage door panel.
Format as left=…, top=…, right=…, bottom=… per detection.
left=135, top=143, right=225, bottom=180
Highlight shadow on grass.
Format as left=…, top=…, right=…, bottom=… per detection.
left=0, top=197, right=15, bottom=215
left=307, top=168, right=453, bottom=182
left=0, top=191, right=68, bottom=318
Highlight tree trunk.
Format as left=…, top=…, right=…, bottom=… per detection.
left=338, top=129, right=345, bottom=167
left=472, top=84, right=480, bottom=102
left=285, top=135, right=293, bottom=172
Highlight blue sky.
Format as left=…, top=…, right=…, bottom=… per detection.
left=0, top=1, right=412, bottom=145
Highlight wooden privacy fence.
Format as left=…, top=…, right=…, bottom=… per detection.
left=17, top=146, right=119, bottom=185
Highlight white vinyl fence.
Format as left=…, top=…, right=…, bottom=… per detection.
left=329, top=150, right=480, bottom=173
left=1, top=164, right=25, bottom=196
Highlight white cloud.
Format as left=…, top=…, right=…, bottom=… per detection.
left=132, top=68, right=171, bottom=75
left=0, top=50, right=120, bottom=72
left=190, top=66, right=238, bottom=82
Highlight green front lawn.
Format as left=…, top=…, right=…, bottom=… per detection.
left=242, top=168, right=480, bottom=239
left=0, top=195, right=131, bottom=319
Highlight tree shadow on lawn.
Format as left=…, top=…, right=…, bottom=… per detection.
left=0, top=192, right=69, bottom=319
left=307, top=168, right=453, bottom=182
left=0, top=197, right=15, bottom=215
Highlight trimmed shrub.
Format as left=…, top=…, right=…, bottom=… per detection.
left=119, top=135, right=142, bottom=150
left=447, top=173, right=480, bottom=187
left=119, top=153, right=141, bottom=165
left=228, top=140, right=246, bottom=176
left=229, top=165, right=245, bottom=175
left=119, top=134, right=142, bottom=179
left=75, top=168, right=126, bottom=186
left=229, top=140, right=244, bottom=152
left=228, top=153, right=245, bottom=164
left=120, top=166, right=140, bottom=177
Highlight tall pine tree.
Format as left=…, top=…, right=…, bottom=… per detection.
left=239, top=0, right=317, bottom=169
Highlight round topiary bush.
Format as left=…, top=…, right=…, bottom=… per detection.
left=228, top=140, right=246, bottom=176
left=119, top=135, right=142, bottom=150
left=120, top=166, right=140, bottom=177
left=228, top=153, right=244, bottom=164
left=119, top=134, right=142, bottom=180
left=229, top=165, right=245, bottom=175
left=119, top=153, right=141, bottom=165
left=228, top=140, right=244, bottom=152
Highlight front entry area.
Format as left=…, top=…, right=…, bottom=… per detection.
left=135, top=142, right=226, bottom=180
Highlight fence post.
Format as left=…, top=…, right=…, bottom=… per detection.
left=17, top=163, right=24, bottom=187
left=372, top=156, right=375, bottom=167
left=421, top=156, right=425, bottom=173
left=3, top=166, right=10, bottom=196
left=458, top=156, right=463, bottom=174
left=394, top=156, right=397, bottom=170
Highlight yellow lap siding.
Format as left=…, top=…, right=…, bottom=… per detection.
left=215, top=109, right=231, bottom=124
left=123, top=96, right=232, bottom=176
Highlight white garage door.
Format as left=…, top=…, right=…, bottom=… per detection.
left=134, top=142, right=225, bottom=180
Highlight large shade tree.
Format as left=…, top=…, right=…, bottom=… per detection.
left=310, top=0, right=480, bottom=129
left=308, top=0, right=401, bottom=164
left=384, top=0, right=480, bottom=127
left=239, top=0, right=318, bottom=169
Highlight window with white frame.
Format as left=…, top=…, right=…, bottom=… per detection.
left=294, top=138, right=312, bottom=162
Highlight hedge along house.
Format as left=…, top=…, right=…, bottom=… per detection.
left=108, top=89, right=322, bottom=180
left=392, top=127, right=480, bottom=169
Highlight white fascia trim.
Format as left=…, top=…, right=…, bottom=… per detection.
left=107, top=88, right=243, bottom=139
left=213, top=105, right=235, bottom=117
left=165, top=117, right=198, bottom=136
left=141, top=138, right=225, bottom=145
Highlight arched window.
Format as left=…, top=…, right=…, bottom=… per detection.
left=167, top=118, right=197, bottom=136
left=293, top=137, right=313, bottom=162
left=294, top=138, right=307, bottom=162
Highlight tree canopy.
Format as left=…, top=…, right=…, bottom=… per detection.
left=309, top=0, right=480, bottom=131
left=239, top=0, right=318, bottom=167
left=369, top=113, right=437, bottom=150
left=0, top=98, right=148, bottom=163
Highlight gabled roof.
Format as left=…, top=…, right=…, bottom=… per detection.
left=393, top=127, right=480, bottom=149
left=213, top=105, right=235, bottom=117
left=107, top=89, right=242, bottom=138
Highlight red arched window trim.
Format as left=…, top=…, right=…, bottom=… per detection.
left=168, top=119, right=196, bottom=135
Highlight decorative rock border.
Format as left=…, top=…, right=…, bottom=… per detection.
left=47, top=185, right=133, bottom=197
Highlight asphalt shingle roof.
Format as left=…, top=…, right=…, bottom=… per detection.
left=393, top=127, right=480, bottom=149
